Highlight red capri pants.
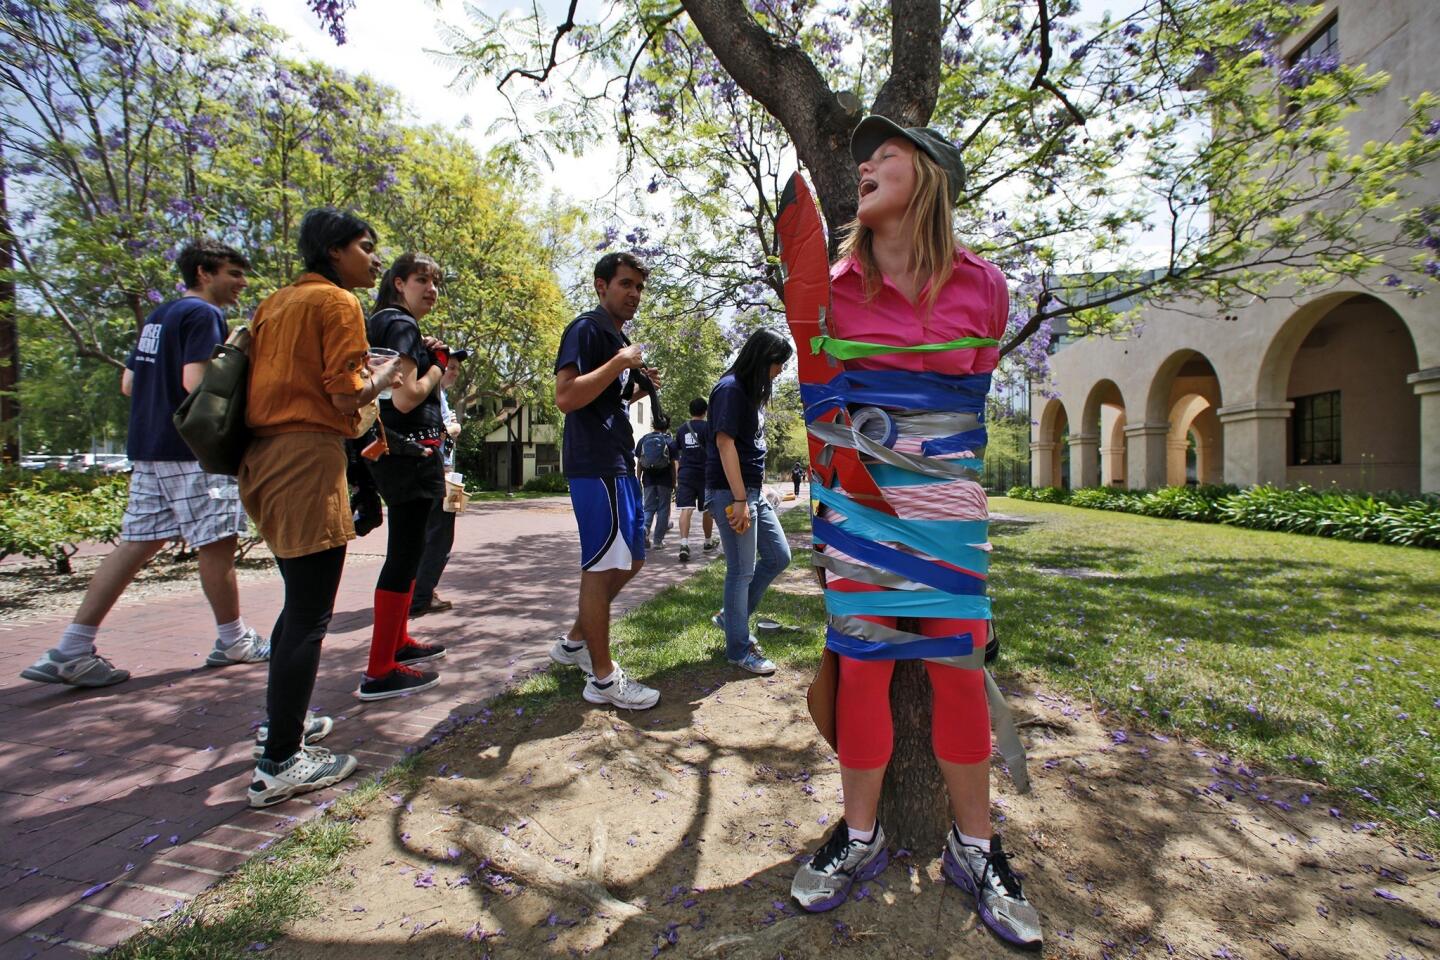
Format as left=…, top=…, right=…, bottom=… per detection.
left=831, top=578, right=991, bottom=769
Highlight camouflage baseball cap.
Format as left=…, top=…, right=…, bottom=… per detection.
left=850, top=115, right=966, bottom=206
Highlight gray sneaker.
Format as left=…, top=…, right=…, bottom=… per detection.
left=548, top=635, right=594, bottom=675
left=791, top=819, right=889, bottom=912
left=252, top=713, right=335, bottom=760
left=21, top=649, right=129, bottom=688
left=248, top=745, right=358, bottom=808
left=205, top=628, right=270, bottom=667
left=730, top=647, right=776, bottom=675
left=942, top=829, right=1043, bottom=951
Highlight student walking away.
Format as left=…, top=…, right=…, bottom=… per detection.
left=791, top=459, right=805, bottom=497
left=786, top=118, right=1044, bottom=950
left=239, top=208, right=402, bottom=806
left=547, top=252, right=662, bottom=710
left=635, top=414, right=677, bottom=548
left=356, top=253, right=451, bottom=701
left=411, top=349, right=469, bottom=617
left=706, top=329, right=793, bottom=677
left=21, top=241, right=268, bottom=689
left=673, top=397, right=717, bottom=562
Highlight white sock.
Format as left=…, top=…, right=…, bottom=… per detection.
left=591, top=668, right=616, bottom=685
left=848, top=821, right=876, bottom=844
left=216, top=618, right=247, bottom=648
left=57, top=624, right=99, bottom=659
left=958, top=828, right=990, bottom=853
left=681, top=537, right=690, bottom=547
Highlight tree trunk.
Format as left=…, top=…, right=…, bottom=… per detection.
left=876, top=658, right=950, bottom=852
left=0, top=144, right=19, bottom=463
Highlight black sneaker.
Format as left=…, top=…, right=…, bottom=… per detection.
left=356, top=664, right=440, bottom=701
left=396, top=640, right=446, bottom=665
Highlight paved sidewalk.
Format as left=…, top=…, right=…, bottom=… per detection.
left=0, top=497, right=723, bottom=958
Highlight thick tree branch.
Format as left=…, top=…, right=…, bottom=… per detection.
left=1029, top=0, right=1086, bottom=126
left=871, top=0, right=942, bottom=125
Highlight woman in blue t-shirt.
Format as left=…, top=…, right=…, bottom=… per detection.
left=705, top=328, right=794, bottom=675
left=356, top=252, right=452, bottom=702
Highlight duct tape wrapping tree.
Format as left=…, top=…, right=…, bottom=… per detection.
left=776, top=172, right=1030, bottom=844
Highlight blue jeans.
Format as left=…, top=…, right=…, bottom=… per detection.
left=707, top=488, right=792, bottom=661
left=642, top=483, right=672, bottom=545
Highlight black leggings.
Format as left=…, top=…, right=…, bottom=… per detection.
left=377, top=498, right=435, bottom=593
left=263, top=546, right=347, bottom=762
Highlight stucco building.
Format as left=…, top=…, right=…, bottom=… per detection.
left=1030, top=0, right=1439, bottom=494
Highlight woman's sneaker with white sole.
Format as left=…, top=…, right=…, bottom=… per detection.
left=942, top=828, right=1043, bottom=951
left=355, top=664, right=439, bottom=701
left=252, top=713, right=335, bottom=760
left=248, top=745, right=358, bottom=808
left=548, top=635, right=594, bottom=675
left=205, top=628, right=270, bottom=667
left=791, top=819, right=890, bottom=912
left=582, top=664, right=659, bottom=710
left=730, top=647, right=776, bottom=675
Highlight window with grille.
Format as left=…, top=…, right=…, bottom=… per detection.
left=1292, top=391, right=1341, bottom=465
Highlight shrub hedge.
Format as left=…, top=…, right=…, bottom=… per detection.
left=0, top=474, right=131, bottom=572
left=522, top=472, right=569, bottom=493
left=1005, top=483, right=1440, bottom=549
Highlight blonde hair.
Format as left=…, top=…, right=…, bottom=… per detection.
left=836, top=148, right=956, bottom=308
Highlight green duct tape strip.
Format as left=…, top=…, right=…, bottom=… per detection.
left=811, top=334, right=1000, bottom=361
left=811, top=483, right=991, bottom=574
left=826, top=589, right=991, bottom=620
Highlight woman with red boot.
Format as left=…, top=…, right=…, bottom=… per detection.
left=355, top=253, right=451, bottom=701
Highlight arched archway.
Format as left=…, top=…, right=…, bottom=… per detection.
left=1137, top=350, right=1224, bottom=489
left=1078, top=380, right=1127, bottom=488
left=1032, top=397, right=1071, bottom=488
left=1255, top=294, right=1421, bottom=491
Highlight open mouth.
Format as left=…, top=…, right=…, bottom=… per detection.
left=858, top=179, right=878, bottom=198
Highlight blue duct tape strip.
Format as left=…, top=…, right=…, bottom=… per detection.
left=811, top=484, right=991, bottom=574
left=825, top=625, right=975, bottom=661
left=920, top=427, right=989, bottom=458
left=812, top=517, right=987, bottom=594
left=826, top=589, right=991, bottom=620
left=801, top=371, right=991, bottom=421
left=867, top=464, right=960, bottom=486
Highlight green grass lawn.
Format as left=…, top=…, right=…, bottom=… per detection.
left=512, top=497, right=1439, bottom=846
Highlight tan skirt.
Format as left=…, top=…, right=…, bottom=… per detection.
left=238, top=431, right=354, bottom=560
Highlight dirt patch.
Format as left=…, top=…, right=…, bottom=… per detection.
left=271, top=670, right=1435, bottom=959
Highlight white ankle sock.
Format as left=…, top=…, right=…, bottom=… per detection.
left=848, top=822, right=876, bottom=844
left=958, top=828, right=990, bottom=853
left=216, top=618, right=247, bottom=648
left=591, top=668, right=616, bottom=685
left=57, top=624, right=99, bottom=659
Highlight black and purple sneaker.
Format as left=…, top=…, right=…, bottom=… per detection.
left=791, top=819, right=890, bottom=912
left=942, top=829, right=1043, bottom=951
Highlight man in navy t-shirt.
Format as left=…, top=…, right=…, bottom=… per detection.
left=20, top=241, right=272, bottom=690
left=547, top=252, right=662, bottom=711
left=673, top=397, right=717, bottom=561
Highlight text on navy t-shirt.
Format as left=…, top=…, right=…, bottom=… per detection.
left=705, top=373, right=767, bottom=491
left=674, top=419, right=709, bottom=479
left=554, top=307, right=636, bottom=477
left=126, top=297, right=227, bottom=461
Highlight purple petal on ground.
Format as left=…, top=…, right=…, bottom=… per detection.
left=124, top=863, right=135, bottom=871
left=352, top=905, right=366, bottom=912
left=1374, top=888, right=1403, bottom=902
left=140, top=834, right=160, bottom=847
left=400, top=832, right=411, bottom=842
left=446, top=847, right=461, bottom=860
left=81, top=882, right=110, bottom=898
left=683, top=898, right=698, bottom=908
left=169, top=835, right=179, bottom=845
left=246, top=943, right=268, bottom=952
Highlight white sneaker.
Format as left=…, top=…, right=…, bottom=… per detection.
left=252, top=713, right=334, bottom=760
left=21, top=649, right=129, bottom=687
left=206, top=628, right=270, bottom=667
left=703, top=537, right=718, bottom=551
left=583, top=665, right=659, bottom=710
left=548, top=635, right=594, bottom=675
left=248, top=745, right=358, bottom=808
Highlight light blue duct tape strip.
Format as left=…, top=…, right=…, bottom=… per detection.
left=812, top=518, right=987, bottom=594
left=811, top=483, right=991, bottom=574
left=825, top=625, right=975, bottom=661
left=867, top=462, right=983, bottom=486
left=825, top=589, right=992, bottom=620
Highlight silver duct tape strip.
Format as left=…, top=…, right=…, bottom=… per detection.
left=808, top=420, right=976, bottom=480
left=985, top=669, right=1031, bottom=794
left=829, top=616, right=987, bottom=670
left=889, top=410, right=982, bottom=438
left=811, top=550, right=927, bottom=591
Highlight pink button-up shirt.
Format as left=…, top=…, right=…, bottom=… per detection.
left=828, top=249, right=1008, bottom=375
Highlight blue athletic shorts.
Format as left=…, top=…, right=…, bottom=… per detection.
left=569, top=475, right=646, bottom=571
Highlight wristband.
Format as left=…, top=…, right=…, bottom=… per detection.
left=432, top=348, right=450, bottom=369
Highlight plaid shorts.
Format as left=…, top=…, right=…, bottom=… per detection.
left=121, top=461, right=249, bottom=547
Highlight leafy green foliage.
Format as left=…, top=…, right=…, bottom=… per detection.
left=1008, top=483, right=1440, bottom=548
left=0, top=474, right=129, bottom=571
left=522, top=472, right=569, bottom=493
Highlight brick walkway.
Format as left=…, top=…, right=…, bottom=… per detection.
left=0, top=497, right=725, bottom=958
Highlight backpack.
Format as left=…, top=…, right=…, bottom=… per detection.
left=637, top=432, right=671, bottom=470
left=173, top=326, right=252, bottom=476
